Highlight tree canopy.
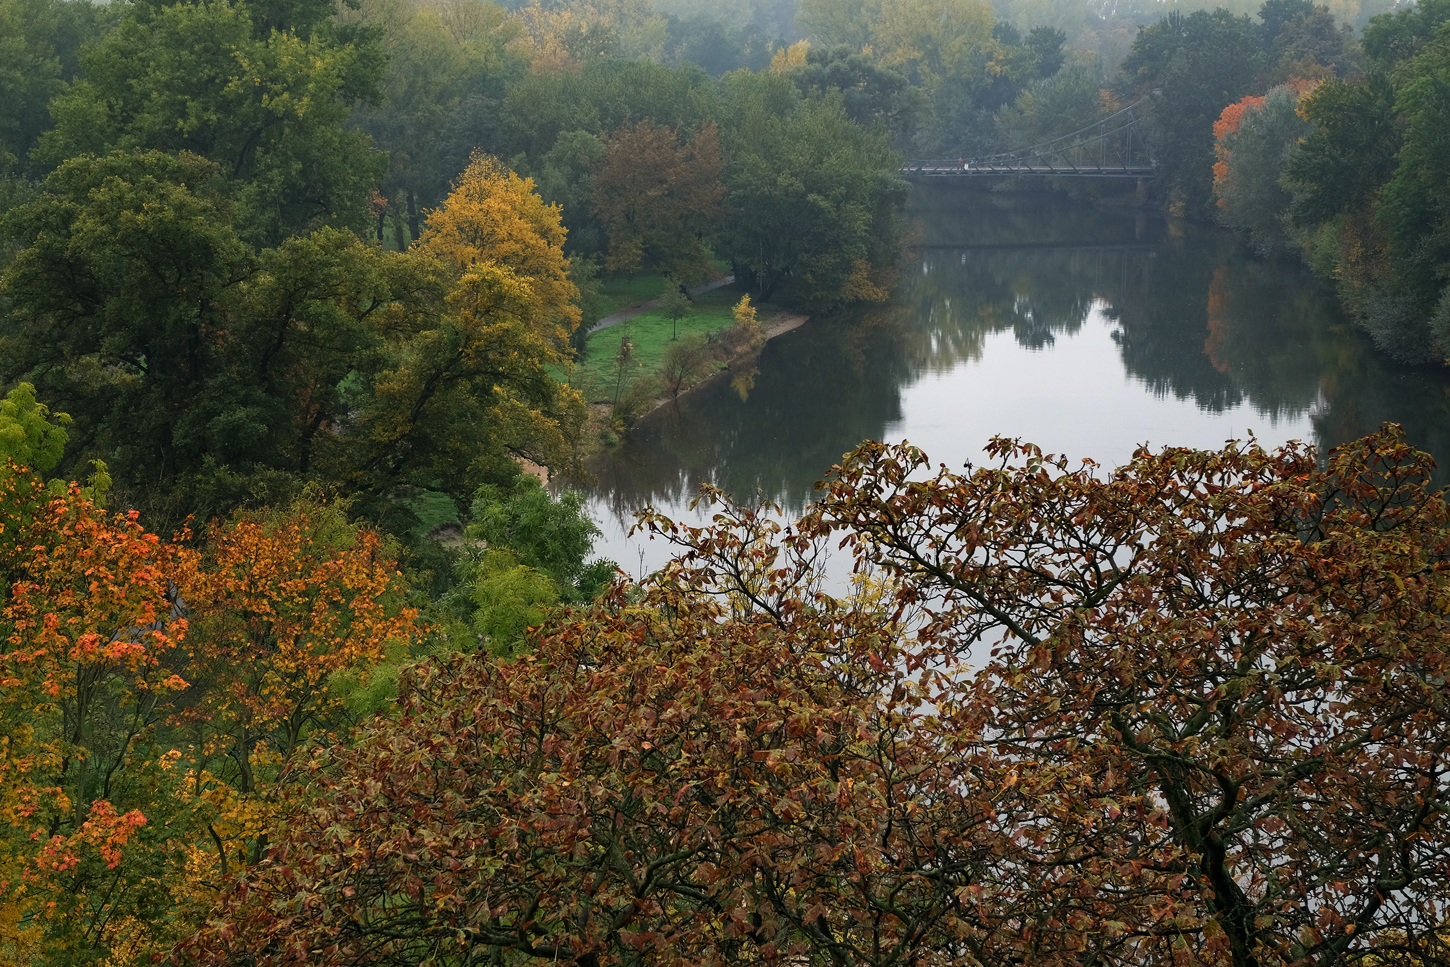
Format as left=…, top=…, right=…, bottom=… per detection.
left=182, top=425, right=1450, bottom=967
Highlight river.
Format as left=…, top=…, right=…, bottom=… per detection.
left=572, top=183, right=1450, bottom=577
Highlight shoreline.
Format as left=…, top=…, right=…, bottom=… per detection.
left=633, top=309, right=810, bottom=424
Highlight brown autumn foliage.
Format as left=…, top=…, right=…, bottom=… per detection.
left=185, top=426, right=1450, bottom=967
left=811, top=425, right=1450, bottom=966
left=590, top=121, right=724, bottom=282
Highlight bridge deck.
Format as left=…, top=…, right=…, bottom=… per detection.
left=904, top=163, right=1155, bottom=179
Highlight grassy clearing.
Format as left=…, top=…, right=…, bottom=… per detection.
left=571, top=286, right=742, bottom=402
left=596, top=271, right=671, bottom=317
left=594, top=257, right=732, bottom=318
left=404, top=490, right=460, bottom=537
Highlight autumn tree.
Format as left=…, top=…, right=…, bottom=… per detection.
left=807, top=425, right=1450, bottom=967
left=589, top=120, right=724, bottom=282
left=174, top=504, right=415, bottom=789
left=416, top=152, right=581, bottom=346
left=182, top=496, right=1000, bottom=967
left=1213, top=83, right=1314, bottom=254
left=0, top=490, right=198, bottom=967
left=0, top=486, right=422, bottom=965
left=180, top=426, right=1450, bottom=966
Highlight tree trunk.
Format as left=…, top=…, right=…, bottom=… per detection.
left=406, top=191, right=421, bottom=247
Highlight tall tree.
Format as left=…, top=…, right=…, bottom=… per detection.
left=341, top=0, right=526, bottom=241
left=718, top=74, right=905, bottom=307
left=36, top=0, right=385, bottom=245
left=3, top=147, right=588, bottom=530
left=415, top=152, right=580, bottom=345
left=0, top=150, right=449, bottom=525
left=589, top=120, right=724, bottom=281
left=1121, top=9, right=1267, bottom=216
left=1212, top=82, right=1313, bottom=254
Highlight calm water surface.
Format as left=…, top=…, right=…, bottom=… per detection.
left=573, top=184, right=1450, bottom=576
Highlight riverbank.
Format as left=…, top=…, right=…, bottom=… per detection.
left=573, top=288, right=809, bottom=446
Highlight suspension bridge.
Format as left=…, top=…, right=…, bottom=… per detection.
left=903, top=100, right=1154, bottom=179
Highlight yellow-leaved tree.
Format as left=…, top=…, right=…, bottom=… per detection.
left=417, top=152, right=581, bottom=349
left=337, top=153, right=587, bottom=497
left=870, top=0, right=999, bottom=95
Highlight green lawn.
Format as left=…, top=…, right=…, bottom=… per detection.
left=571, top=286, right=742, bottom=402
left=404, top=489, right=460, bottom=537
left=595, top=257, right=732, bottom=318
left=597, top=271, right=671, bottom=317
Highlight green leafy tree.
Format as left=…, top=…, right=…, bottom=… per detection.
left=0, top=382, right=67, bottom=476
left=342, top=0, right=526, bottom=240
left=1121, top=9, right=1267, bottom=216
left=1378, top=21, right=1450, bottom=323
left=1, top=150, right=255, bottom=513
left=792, top=45, right=922, bottom=147
left=498, top=58, right=720, bottom=164
left=718, top=75, right=906, bottom=308
left=1213, top=83, right=1311, bottom=254
left=657, top=277, right=693, bottom=340
left=466, top=474, right=614, bottom=604
left=37, top=0, right=385, bottom=244
left=1285, top=73, right=1399, bottom=225
left=0, top=0, right=117, bottom=172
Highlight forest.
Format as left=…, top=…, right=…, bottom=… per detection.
left=2, top=0, right=1450, bottom=964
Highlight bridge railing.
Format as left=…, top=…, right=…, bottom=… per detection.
left=903, top=99, right=1155, bottom=178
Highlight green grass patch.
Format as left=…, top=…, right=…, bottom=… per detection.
left=572, top=291, right=741, bottom=402
left=595, top=256, right=732, bottom=318
left=597, top=271, right=671, bottom=317
left=403, top=490, right=460, bottom=537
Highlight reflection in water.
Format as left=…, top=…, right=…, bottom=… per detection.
left=575, top=184, right=1450, bottom=572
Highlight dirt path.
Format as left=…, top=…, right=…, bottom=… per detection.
left=587, top=276, right=736, bottom=335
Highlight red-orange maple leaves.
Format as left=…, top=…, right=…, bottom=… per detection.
left=1, top=489, right=417, bottom=964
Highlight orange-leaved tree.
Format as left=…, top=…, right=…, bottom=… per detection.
left=187, top=427, right=1450, bottom=967
left=183, top=500, right=1003, bottom=967
left=172, top=502, right=417, bottom=867
left=1, top=487, right=196, bottom=966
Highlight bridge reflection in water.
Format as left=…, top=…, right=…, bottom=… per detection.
left=904, top=99, right=1155, bottom=180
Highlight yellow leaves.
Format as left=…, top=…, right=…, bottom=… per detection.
left=419, top=153, right=579, bottom=323
left=769, top=40, right=810, bottom=74
left=869, top=0, right=999, bottom=93
left=842, top=259, right=890, bottom=303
